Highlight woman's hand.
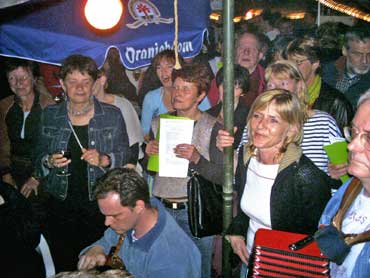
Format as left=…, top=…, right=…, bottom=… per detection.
left=174, top=144, right=201, bottom=164
left=81, top=148, right=110, bottom=167
left=228, top=235, right=249, bottom=265
left=49, top=152, right=71, bottom=168
left=20, top=177, right=40, bottom=198
left=145, top=140, right=159, bottom=156
left=328, top=162, right=348, bottom=180
left=216, top=129, right=235, bottom=152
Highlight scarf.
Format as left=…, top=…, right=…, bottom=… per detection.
left=307, top=75, right=322, bottom=107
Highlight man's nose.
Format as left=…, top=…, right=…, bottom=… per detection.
left=104, top=217, right=112, bottom=227
left=243, top=48, right=251, bottom=55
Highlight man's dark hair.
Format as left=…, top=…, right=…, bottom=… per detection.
left=59, top=54, right=98, bottom=81
left=4, top=57, right=40, bottom=78
left=344, top=25, right=370, bottom=49
left=94, top=168, right=150, bottom=208
left=215, top=64, right=249, bottom=93
left=261, top=10, right=281, bottom=26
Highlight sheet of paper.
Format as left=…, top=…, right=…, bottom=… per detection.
left=158, top=117, right=194, bottom=177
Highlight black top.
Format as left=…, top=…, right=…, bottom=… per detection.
left=67, top=124, right=89, bottom=205
left=313, top=81, right=354, bottom=134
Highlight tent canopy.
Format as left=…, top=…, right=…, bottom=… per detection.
left=0, top=0, right=210, bottom=69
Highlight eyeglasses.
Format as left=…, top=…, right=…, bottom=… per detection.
left=293, top=59, right=309, bottom=66
left=8, top=75, right=30, bottom=85
left=344, top=126, right=370, bottom=150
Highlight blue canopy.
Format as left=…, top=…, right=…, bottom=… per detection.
left=0, top=0, right=210, bottom=69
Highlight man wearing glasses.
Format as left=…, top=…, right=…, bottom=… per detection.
left=317, top=90, right=370, bottom=277
left=323, top=25, right=370, bottom=110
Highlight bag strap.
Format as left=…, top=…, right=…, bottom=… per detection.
left=332, top=177, right=370, bottom=246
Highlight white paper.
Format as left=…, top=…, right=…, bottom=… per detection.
left=159, top=118, right=194, bottom=177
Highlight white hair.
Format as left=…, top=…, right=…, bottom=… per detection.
left=357, top=89, right=370, bottom=107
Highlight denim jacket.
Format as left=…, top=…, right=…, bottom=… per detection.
left=319, top=178, right=370, bottom=277
left=35, top=98, right=130, bottom=201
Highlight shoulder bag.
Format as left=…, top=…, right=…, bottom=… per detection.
left=187, top=170, right=223, bottom=238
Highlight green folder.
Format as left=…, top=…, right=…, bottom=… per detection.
left=323, top=141, right=350, bottom=183
left=147, top=114, right=192, bottom=172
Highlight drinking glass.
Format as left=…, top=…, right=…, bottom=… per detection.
left=56, top=150, right=71, bottom=176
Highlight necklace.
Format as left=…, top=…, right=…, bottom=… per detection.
left=67, top=101, right=93, bottom=116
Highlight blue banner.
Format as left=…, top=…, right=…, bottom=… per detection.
left=0, top=0, right=210, bottom=69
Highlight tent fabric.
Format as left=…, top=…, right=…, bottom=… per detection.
left=0, top=0, right=210, bottom=69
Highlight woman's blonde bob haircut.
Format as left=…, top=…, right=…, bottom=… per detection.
left=265, top=60, right=308, bottom=119
left=246, top=89, right=305, bottom=157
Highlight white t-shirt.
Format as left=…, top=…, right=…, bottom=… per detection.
left=114, top=95, right=143, bottom=147
left=240, top=157, right=279, bottom=254
left=330, top=189, right=370, bottom=278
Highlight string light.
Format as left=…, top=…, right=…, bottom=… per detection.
left=286, top=12, right=305, bottom=20
left=317, top=0, right=370, bottom=22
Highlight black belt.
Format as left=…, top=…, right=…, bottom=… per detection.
left=156, top=197, right=187, bottom=210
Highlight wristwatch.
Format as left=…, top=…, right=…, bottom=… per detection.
left=43, top=154, right=53, bottom=169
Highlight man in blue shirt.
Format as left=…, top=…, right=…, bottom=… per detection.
left=317, top=90, right=370, bottom=277
left=78, top=168, right=201, bottom=277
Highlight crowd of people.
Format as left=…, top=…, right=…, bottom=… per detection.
left=1, top=11, right=370, bottom=278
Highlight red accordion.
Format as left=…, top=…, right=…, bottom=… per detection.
left=249, top=229, right=330, bottom=278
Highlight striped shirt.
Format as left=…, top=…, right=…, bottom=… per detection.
left=238, top=110, right=343, bottom=174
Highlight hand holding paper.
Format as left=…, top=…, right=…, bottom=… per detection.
left=173, top=144, right=201, bottom=164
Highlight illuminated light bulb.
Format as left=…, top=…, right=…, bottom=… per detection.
left=85, top=0, right=123, bottom=30
left=245, top=11, right=253, bottom=20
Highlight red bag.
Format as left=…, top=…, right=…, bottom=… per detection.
left=249, top=229, right=329, bottom=278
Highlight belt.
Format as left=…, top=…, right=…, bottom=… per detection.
left=156, top=197, right=187, bottom=210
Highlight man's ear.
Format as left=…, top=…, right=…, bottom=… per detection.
left=342, top=46, right=348, bottom=57
left=312, top=60, right=320, bottom=73
left=258, top=51, right=264, bottom=62
left=134, top=200, right=145, bottom=213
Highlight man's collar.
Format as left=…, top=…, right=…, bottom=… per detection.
left=125, top=198, right=165, bottom=252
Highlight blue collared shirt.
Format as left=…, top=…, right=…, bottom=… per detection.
left=319, top=178, right=370, bottom=277
left=81, top=198, right=201, bottom=278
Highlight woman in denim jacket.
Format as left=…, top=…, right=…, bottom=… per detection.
left=35, top=55, right=130, bottom=272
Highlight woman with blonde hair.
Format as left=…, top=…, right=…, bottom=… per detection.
left=230, top=60, right=343, bottom=175
left=225, top=89, right=331, bottom=277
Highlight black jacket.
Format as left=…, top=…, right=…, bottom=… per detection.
left=0, top=181, right=44, bottom=278
left=227, top=144, right=332, bottom=237
left=313, top=81, right=354, bottom=134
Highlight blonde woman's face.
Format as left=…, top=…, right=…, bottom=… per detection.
left=250, top=102, right=291, bottom=153
left=266, top=73, right=298, bottom=93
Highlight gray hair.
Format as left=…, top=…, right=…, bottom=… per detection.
left=344, top=26, right=370, bottom=49
left=357, top=89, right=370, bottom=108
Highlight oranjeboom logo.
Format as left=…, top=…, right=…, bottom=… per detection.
left=126, top=0, right=173, bottom=29
left=125, top=41, right=194, bottom=64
